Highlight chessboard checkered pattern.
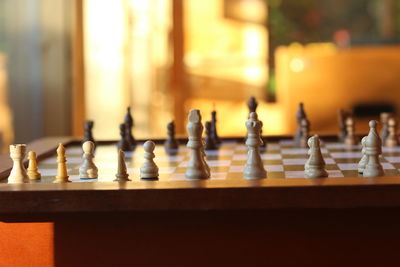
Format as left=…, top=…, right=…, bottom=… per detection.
left=32, top=139, right=400, bottom=183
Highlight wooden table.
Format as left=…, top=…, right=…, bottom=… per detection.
left=1, top=136, right=400, bottom=267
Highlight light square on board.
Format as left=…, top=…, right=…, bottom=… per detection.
left=228, top=165, right=284, bottom=173
left=330, top=152, right=363, bottom=159
left=205, top=150, right=235, bottom=156
left=284, top=170, right=344, bottom=178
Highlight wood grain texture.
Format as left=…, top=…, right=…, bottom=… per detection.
left=53, top=210, right=400, bottom=267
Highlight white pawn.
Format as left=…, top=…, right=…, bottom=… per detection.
left=115, top=149, right=130, bottom=181
left=358, top=136, right=368, bottom=174
left=27, top=151, right=41, bottom=180
left=344, top=116, right=358, bottom=146
left=140, top=141, right=159, bottom=180
left=244, top=112, right=266, bottom=179
left=79, top=141, right=98, bottom=179
left=385, top=117, right=399, bottom=147
left=8, top=144, right=29, bottom=183
left=305, top=135, right=328, bottom=178
left=363, top=120, right=384, bottom=177
left=54, top=143, right=70, bottom=183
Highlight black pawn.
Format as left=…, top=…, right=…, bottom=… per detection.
left=205, top=121, right=217, bottom=150
left=247, top=96, right=258, bottom=116
left=164, top=121, right=179, bottom=151
left=118, top=123, right=131, bottom=152
left=83, top=120, right=95, bottom=146
left=211, top=110, right=221, bottom=145
left=124, top=107, right=136, bottom=149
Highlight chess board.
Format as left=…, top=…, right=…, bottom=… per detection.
left=3, top=136, right=400, bottom=215
left=15, top=138, right=400, bottom=183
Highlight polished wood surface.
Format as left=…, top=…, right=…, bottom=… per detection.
left=52, top=210, right=400, bottom=267
left=2, top=178, right=400, bottom=217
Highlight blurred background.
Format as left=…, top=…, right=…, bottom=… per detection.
left=0, top=0, right=400, bottom=148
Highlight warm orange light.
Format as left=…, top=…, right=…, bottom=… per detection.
left=84, top=0, right=172, bottom=139
left=290, top=58, right=305, bottom=72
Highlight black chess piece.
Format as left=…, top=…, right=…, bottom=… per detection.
left=118, top=123, right=131, bottom=152
left=299, top=118, right=310, bottom=148
left=260, top=120, right=267, bottom=151
left=205, top=121, right=217, bottom=150
left=247, top=96, right=258, bottom=116
left=164, top=121, right=179, bottom=151
left=125, top=106, right=134, bottom=127
left=211, top=110, right=221, bottom=145
left=125, top=123, right=136, bottom=150
left=338, top=109, right=347, bottom=143
left=82, top=120, right=95, bottom=146
left=294, top=102, right=307, bottom=143
left=124, top=107, right=136, bottom=149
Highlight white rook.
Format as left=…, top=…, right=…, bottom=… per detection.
left=8, top=144, right=29, bottom=183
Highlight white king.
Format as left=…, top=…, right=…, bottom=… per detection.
left=244, top=112, right=266, bottom=179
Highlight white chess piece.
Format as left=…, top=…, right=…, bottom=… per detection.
left=8, top=144, right=29, bottom=183
left=185, top=109, right=210, bottom=179
left=27, top=151, right=41, bottom=180
left=244, top=112, right=266, bottom=179
left=79, top=141, right=98, bottom=179
left=358, top=136, right=368, bottom=174
left=54, top=143, right=70, bottom=183
left=385, top=117, right=399, bottom=147
left=344, top=116, right=358, bottom=146
left=305, top=135, right=328, bottom=178
left=140, top=141, right=159, bottom=180
left=115, top=149, right=130, bottom=181
left=363, top=120, right=384, bottom=177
